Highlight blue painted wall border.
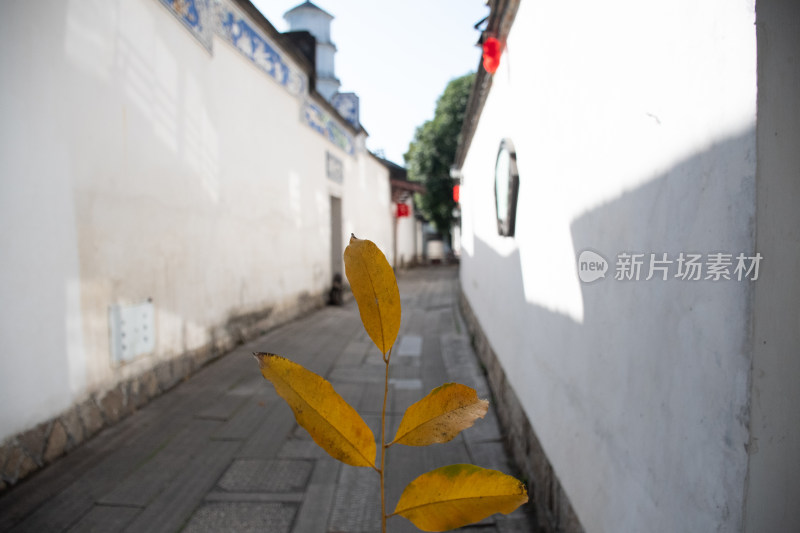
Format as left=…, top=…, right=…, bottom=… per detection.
left=156, top=0, right=355, bottom=155
left=158, top=0, right=213, bottom=50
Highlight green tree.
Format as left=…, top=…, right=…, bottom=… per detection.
left=405, top=72, right=475, bottom=239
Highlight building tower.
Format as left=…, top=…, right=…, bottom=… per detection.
left=284, top=1, right=340, bottom=101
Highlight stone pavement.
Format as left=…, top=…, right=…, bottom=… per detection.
left=0, top=266, right=536, bottom=533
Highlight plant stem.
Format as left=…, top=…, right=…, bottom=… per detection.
left=380, top=348, right=392, bottom=533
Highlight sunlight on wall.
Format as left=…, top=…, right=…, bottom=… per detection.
left=465, top=0, right=757, bottom=324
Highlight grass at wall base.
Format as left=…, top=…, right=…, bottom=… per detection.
left=255, top=235, right=527, bottom=532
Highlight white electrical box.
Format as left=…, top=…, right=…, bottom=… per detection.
left=109, top=301, right=155, bottom=363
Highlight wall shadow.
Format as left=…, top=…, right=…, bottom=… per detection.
left=462, top=127, right=756, bottom=532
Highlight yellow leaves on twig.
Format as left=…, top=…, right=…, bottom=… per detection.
left=391, top=383, right=488, bottom=446
left=254, top=353, right=376, bottom=468
left=392, top=464, right=529, bottom=532
left=256, top=236, right=530, bottom=531
left=343, top=235, right=401, bottom=356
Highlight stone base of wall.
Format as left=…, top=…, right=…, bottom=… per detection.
left=0, top=291, right=326, bottom=493
left=459, top=290, right=585, bottom=533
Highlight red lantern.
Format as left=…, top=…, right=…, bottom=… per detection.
left=482, top=37, right=502, bottom=74
left=453, top=184, right=460, bottom=203
left=396, top=203, right=410, bottom=217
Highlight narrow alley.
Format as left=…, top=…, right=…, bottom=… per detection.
left=0, top=266, right=535, bottom=533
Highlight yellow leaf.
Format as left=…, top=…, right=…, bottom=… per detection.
left=391, top=383, right=489, bottom=446
left=392, top=464, right=528, bottom=532
left=254, top=353, right=376, bottom=468
left=343, top=235, right=401, bottom=355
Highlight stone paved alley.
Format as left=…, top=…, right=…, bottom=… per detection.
left=0, top=266, right=536, bottom=533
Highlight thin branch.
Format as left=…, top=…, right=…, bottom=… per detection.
left=380, top=346, right=393, bottom=533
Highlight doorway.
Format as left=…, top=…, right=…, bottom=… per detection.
left=330, top=196, right=343, bottom=279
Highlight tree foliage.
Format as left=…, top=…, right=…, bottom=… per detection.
left=405, top=73, right=475, bottom=237
left=256, top=235, right=527, bottom=532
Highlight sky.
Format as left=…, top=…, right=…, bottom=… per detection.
left=251, top=0, right=490, bottom=166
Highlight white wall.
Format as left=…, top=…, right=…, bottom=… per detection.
left=342, top=152, right=393, bottom=264
left=459, top=1, right=757, bottom=531
left=0, top=0, right=390, bottom=443
left=395, top=199, right=417, bottom=267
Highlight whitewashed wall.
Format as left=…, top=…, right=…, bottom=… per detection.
left=0, top=0, right=391, bottom=443
left=341, top=151, right=393, bottom=263
left=459, top=1, right=761, bottom=531
left=395, top=199, right=418, bottom=267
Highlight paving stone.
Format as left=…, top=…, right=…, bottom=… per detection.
left=122, top=440, right=240, bottom=533
left=182, top=502, right=297, bottom=533
left=419, top=336, right=450, bottom=393
left=329, top=364, right=384, bottom=384
left=396, top=334, right=422, bottom=357
left=466, top=439, right=513, bottom=473
left=291, top=458, right=340, bottom=533
left=392, top=353, right=421, bottom=372
left=65, top=504, right=140, bottom=533
left=357, top=382, right=386, bottom=415
left=390, top=385, right=425, bottom=416
left=495, top=510, right=538, bottom=532
left=205, top=491, right=304, bottom=503
left=327, top=464, right=382, bottom=533
left=278, top=438, right=330, bottom=459
left=212, top=399, right=269, bottom=441
left=218, top=459, right=313, bottom=493
left=388, top=362, right=421, bottom=379
left=363, top=352, right=387, bottom=367
left=289, top=423, right=313, bottom=440
left=337, top=339, right=372, bottom=366
left=441, top=333, right=492, bottom=396
left=195, top=394, right=247, bottom=421
left=389, top=378, right=422, bottom=390
left=237, top=403, right=295, bottom=459
left=99, top=418, right=221, bottom=507
left=227, top=374, right=272, bottom=398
